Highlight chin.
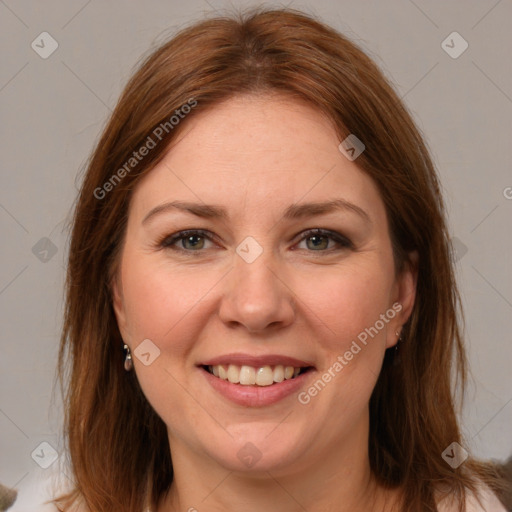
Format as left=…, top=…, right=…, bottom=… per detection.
left=200, top=426, right=308, bottom=474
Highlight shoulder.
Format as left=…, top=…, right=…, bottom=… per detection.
left=465, top=486, right=508, bottom=512
left=7, top=467, right=87, bottom=512
left=436, top=484, right=507, bottom=512
left=8, top=468, right=60, bottom=511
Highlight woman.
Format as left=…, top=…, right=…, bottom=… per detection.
left=54, top=8, right=508, bottom=512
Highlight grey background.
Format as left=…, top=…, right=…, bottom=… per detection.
left=1, top=0, right=511, bottom=501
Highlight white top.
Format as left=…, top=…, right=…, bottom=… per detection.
left=437, top=486, right=507, bottom=512
left=437, top=485, right=507, bottom=511
left=7, top=468, right=507, bottom=511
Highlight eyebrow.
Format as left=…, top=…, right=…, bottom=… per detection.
left=142, top=199, right=371, bottom=225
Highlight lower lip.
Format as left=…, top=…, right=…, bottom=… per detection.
left=199, top=367, right=315, bottom=407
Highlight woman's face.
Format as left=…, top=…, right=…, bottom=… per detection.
left=112, top=94, right=416, bottom=476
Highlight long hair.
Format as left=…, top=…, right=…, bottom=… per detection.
left=54, top=8, right=505, bottom=511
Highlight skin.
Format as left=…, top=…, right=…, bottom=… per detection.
left=111, top=94, right=417, bottom=512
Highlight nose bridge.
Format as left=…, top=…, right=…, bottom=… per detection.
left=218, top=244, right=295, bottom=332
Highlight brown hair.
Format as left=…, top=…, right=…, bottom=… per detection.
left=54, top=7, right=506, bottom=512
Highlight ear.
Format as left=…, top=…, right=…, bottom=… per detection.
left=110, top=272, right=129, bottom=343
left=386, top=250, right=418, bottom=349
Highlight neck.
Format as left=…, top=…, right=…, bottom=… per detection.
left=156, top=412, right=401, bottom=512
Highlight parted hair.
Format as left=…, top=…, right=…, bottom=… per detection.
left=54, top=7, right=505, bottom=512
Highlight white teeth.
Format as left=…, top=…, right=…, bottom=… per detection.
left=207, top=364, right=306, bottom=386
left=273, top=365, right=284, bottom=383
left=239, top=365, right=256, bottom=385
left=255, top=366, right=273, bottom=386
left=284, top=366, right=294, bottom=379
left=227, top=364, right=240, bottom=383
left=218, top=365, right=228, bottom=380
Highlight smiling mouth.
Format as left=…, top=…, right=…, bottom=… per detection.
left=202, top=364, right=314, bottom=386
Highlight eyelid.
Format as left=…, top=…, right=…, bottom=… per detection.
left=158, top=229, right=218, bottom=251
left=293, top=228, right=353, bottom=250
left=158, top=228, right=353, bottom=253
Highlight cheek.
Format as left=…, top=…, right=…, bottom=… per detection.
left=295, top=262, right=395, bottom=415
left=296, top=262, right=394, bottom=345
left=119, top=256, right=219, bottom=425
left=120, top=254, right=221, bottom=346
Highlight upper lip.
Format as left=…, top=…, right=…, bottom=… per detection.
left=199, top=353, right=315, bottom=368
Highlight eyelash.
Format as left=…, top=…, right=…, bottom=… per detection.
left=157, top=228, right=353, bottom=254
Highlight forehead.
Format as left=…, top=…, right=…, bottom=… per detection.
left=129, top=94, right=386, bottom=224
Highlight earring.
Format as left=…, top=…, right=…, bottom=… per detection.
left=123, top=343, right=133, bottom=371
left=395, top=329, right=403, bottom=351
left=393, top=329, right=403, bottom=366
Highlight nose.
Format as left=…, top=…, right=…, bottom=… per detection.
left=218, top=253, right=296, bottom=333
